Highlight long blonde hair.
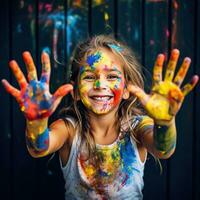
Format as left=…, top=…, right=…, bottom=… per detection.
left=61, top=34, right=145, bottom=159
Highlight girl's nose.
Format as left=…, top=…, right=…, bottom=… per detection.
left=93, top=78, right=107, bottom=89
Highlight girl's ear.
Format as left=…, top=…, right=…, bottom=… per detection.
left=122, top=86, right=130, bottom=99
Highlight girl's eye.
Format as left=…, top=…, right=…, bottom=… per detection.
left=107, top=74, right=120, bottom=80
left=83, top=75, right=96, bottom=80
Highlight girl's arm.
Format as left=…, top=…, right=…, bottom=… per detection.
left=26, top=118, right=73, bottom=158
left=2, top=51, right=73, bottom=157
left=128, top=49, right=198, bottom=159
left=136, top=116, right=176, bottom=159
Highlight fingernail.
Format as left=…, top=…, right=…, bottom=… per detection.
left=184, top=57, right=191, bottom=63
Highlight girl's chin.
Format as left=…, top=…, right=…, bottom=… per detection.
left=88, top=105, right=117, bottom=115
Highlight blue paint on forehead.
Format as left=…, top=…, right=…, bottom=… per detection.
left=87, top=52, right=101, bottom=67
left=108, top=44, right=123, bottom=53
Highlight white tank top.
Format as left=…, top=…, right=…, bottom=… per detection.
left=59, top=117, right=146, bottom=200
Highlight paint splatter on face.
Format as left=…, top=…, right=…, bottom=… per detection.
left=78, top=50, right=126, bottom=114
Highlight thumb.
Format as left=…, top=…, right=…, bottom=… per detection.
left=51, top=84, right=73, bottom=111
left=53, top=84, right=73, bottom=99
left=127, top=84, right=149, bottom=106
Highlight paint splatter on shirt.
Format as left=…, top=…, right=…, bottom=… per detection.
left=60, top=116, right=150, bottom=200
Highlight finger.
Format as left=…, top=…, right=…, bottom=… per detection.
left=181, top=75, right=199, bottom=96
left=22, top=51, right=38, bottom=82
left=153, top=54, right=164, bottom=86
left=9, top=60, right=28, bottom=89
left=173, top=57, right=191, bottom=86
left=53, top=84, right=73, bottom=99
left=40, top=52, right=51, bottom=84
left=127, top=84, right=149, bottom=106
left=1, top=79, right=21, bottom=103
left=164, top=49, right=180, bottom=82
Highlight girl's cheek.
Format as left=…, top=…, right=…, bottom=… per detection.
left=79, top=83, right=88, bottom=95
left=111, top=79, right=125, bottom=104
left=109, top=77, right=125, bottom=90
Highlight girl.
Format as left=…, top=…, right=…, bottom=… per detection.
left=2, top=35, right=199, bottom=200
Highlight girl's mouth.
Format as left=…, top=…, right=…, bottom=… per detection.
left=90, top=95, right=113, bottom=102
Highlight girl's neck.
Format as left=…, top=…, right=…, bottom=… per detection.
left=88, top=111, right=120, bottom=144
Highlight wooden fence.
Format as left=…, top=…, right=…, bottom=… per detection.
left=0, top=0, right=199, bottom=199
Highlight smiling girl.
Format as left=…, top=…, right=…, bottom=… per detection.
left=2, top=35, right=199, bottom=200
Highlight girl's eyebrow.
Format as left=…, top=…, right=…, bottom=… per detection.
left=104, top=67, right=122, bottom=74
left=80, top=65, right=122, bottom=74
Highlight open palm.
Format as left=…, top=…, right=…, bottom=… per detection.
left=128, top=49, right=199, bottom=123
left=2, top=52, right=73, bottom=121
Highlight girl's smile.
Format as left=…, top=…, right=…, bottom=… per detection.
left=78, top=49, right=128, bottom=114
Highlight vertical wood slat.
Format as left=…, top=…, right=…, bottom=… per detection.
left=91, top=0, right=115, bottom=36
left=36, top=1, right=66, bottom=200
left=194, top=0, right=200, bottom=199
left=35, top=1, right=90, bottom=200
left=143, top=1, right=169, bottom=199
left=0, top=1, right=199, bottom=199
left=117, top=0, right=143, bottom=57
left=0, top=1, right=11, bottom=200
left=169, top=1, right=195, bottom=200
left=10, top=0, right=37, bottom=200
left=66, top=0, right=89, bottom=81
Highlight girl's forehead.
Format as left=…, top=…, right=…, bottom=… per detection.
left=81, top=50, right=123, bottom=72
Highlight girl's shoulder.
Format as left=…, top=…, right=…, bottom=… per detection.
left=133, top=115, right=154, bottom=132
left=63, top=116, right=78, bottom=138
left=50, top=116, right=78, bottom=142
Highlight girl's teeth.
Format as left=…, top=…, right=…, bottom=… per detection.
left=92, top=96, right=111, bottom=101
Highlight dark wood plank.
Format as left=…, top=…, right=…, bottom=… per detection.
left=117, top=0, right=143, bottom=56
left=0, top=1, right=11, bottom=200
left=169, top=1, right=196, bottom=199
left=194, top=0, right=200, bottom=199
left=143, top=1, right=169, bottom=199
left=10, top=1, right=38, bottom=200
left=91, top=0, right=115, bottom=35
left=36, top=1, right=89, bottom=200
left=36, top=1, right=66, bottom=200
left=66, top=0, right=89, bottom=81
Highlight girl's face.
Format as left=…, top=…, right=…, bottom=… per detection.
left=78, top=48, right=129, bottom=115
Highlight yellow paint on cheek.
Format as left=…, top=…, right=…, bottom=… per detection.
left=79, top=83, right=91, bottom=108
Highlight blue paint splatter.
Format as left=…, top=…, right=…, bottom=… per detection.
left=87, top=52, right=101, bottom=67
left=108, top=44, right=123, bottom=53
left=118, top=134, right=140, bottom=184
left=80, top=66, right=85, bottom=75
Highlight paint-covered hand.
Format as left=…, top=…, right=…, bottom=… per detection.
left=128, top=49, right=199, bottom=123
left=2, top=52, right=73, bottom=121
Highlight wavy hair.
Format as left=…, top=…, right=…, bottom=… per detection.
left=61, top=34, right=145, bottom=160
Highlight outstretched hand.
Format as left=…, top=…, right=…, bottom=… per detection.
left=2, top=52, right=73, bottom=121
left=128, top=49, right=199, bottom=123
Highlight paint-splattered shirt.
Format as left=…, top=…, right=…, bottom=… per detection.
left=60, top=116, right=151, bottom=200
